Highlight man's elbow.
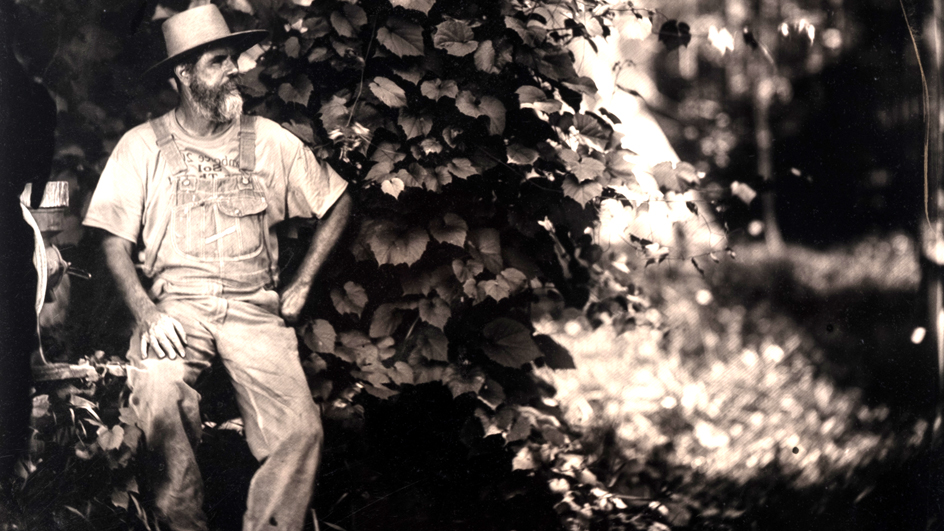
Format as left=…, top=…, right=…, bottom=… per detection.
left=101, top=232, right=134, bottom=260
left=326, top=190, right=354, bottom=221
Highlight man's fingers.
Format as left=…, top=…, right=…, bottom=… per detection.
left=156, top=332, right=177, bottom=360
left=171, top=318, right=188, bottom=345
left=167, top=323, right=186, bottom=356
left=150, top=334, right=167, bottom=359
left=140, top=333, right=149, bottom=359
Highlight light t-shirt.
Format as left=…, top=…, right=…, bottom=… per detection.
left=83, top=113, right=348, bottom=277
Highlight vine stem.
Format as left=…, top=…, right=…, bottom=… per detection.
left=899, top=0, right=932, bottom=229
left=347, top=16, right=380, bottom=128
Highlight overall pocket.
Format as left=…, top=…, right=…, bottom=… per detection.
left=172, top=192, right=268, bottom=261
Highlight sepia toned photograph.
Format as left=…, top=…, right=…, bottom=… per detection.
left=0, top=0, right=941, bottom=529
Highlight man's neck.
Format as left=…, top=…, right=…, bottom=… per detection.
left=174, top=100, right=233, bottom=137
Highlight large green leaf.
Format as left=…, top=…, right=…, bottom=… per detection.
left=304, top=16, right=332, bottom=38
left=330, top=281, right=368, bottom=318
left=571, top=113, right=612, bottom=152
left=304, top=319, right=337, bottom=354
left=516, top=85, right=562, bottom=114
left=443, top=365, right=485, bottom=397
left=561, top=175, right=603, bottom=206
left=369, top=77, right=408, bottom=108
left=278, top=75, right=313, bottom=106
left=479, top=268, right=527, bottom=302
left=440, top=158, right=478, bottom=180
left=433, top=20, right=478, bottom=56
left=429, top=213, right=468, bottom=247
left=572, top=157, right=606, bottom=183
left=409, top=325, right=449, bottom=362
left=473, top=39, right=512, bottom=74
left=452, top=258, right=484, bottom=283
left=369, top=301, right=416, bottom=338
left=605, top=149, right=636, bottom=183
left=97, top=425, right=124, bottom=451
left=377, top=18, right=425, bottom=58
left=388, top=362, right=415, bottom=385
left=330, top=4, right=367, bottom=38
left=507, top=144, right=539, bottom=165
left=533, top=334, right=575, bottom=369
left=284, top=36, right=302, bottom=58
left=420, top=79, right=459, bottom=101
left=456, top=92, right=506, bottom=135
left=366, top=220, right=430, bottom=266
left=418, top=296, right=451, bottom=329
left=398, top=109, right=433, bottom=139
left=319, top=95, right=350, bottom=131
left=481, top=318, right=542, bottom=368
left=370, top=141, right=407, bottom=165
left=366, top=161, right=394, bottom=182
left=381, top=177, right=406, bottom=199
left=390, top=0, right=435, bottom=15
left=466, top=228, right=502, bottom=274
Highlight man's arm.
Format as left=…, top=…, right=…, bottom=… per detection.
left=279, top=191, right=353, bottom=323
left=102, top=234, right=187, bottom=359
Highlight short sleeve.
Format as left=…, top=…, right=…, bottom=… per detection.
left=82, top=137, right=147, bottom=243
left=286, top=143, right=348, bottom=220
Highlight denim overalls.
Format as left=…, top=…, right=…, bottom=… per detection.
left=144, top=113, right=279, bottom=298
left=126, top=112, right=321, bottom=531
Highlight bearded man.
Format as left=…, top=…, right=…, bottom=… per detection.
left=82, top=6, right=351, bottom=530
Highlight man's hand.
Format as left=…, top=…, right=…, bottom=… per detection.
left=279, top=282, right=309, bottom=325
left=277, top=192, right=353, bottom=325
left=139, top=308, right=188, bottom=360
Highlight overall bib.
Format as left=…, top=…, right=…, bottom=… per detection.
left=125, top=113, right=321, bottom=531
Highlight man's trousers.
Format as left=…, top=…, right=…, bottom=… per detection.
left=125, top=293, right=321, bottom=531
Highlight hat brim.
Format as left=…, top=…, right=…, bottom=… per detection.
left=144, top=29, right=268, bottom=81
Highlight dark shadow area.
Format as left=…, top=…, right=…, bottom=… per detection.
left=195, top=382, right=565, bottom=531
left=706, top=256, right=937, bottom=427
left=689, top=442, right=944, bottom=531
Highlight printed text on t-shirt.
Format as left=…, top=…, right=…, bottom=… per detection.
left=183, top=150, right=239, bottom=178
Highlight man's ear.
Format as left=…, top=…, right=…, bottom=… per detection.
left=173, top=63, right=191, bottom=88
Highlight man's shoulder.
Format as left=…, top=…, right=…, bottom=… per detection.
left=251, top=115, right=304, bottom=147
left=112, top=118, right=163, bottom=157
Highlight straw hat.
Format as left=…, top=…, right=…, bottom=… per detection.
left=146, top=4, right=267, bottom=78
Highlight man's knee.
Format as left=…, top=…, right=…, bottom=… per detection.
left=286, top=403, right=323, bottom=449
left=128, top=360, right=203, bottom=420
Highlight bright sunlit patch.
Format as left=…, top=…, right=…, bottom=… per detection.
left=564, top=320, right=583, bottom=336
left=748, top=220, right=765, bottom=237
left=911, top=327, right=926, bottom=344
left=763, top=344, right=785, bottom=364
left=696, top=289, right=713, bottom=306
left=741, top=349, right=758, bottom=367
left=708, top=26, right=735, bottom=55
left=823, top=28, right=842, bottom=50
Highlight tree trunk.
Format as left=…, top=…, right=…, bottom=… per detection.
left=754, top=0, right=785, bottom=257
left=754, top=78, right=785, bottom=256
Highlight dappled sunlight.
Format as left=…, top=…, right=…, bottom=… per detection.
left=536, top=234, right=927, bottom=491
left=537, top=323, right=911, bottom=487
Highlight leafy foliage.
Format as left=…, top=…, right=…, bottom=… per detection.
left=8, top=0, right=744, bottom=527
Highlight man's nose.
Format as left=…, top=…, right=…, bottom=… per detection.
left=224, top=56, right=238, bottom=77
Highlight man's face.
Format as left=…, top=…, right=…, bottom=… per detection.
left=187, top=46, right=243, bottom=123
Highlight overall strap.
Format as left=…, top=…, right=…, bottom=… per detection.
left=149, top=112, right=188, bottom=176
left=142, top=112, right=186, bottom=277
left=238, top=114, right=256, bottom=172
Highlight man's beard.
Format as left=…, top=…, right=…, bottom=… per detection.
left=190, top=77, right=243, bottom=123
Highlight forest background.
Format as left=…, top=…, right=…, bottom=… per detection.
left=4, top=0, right=942, bottom=530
